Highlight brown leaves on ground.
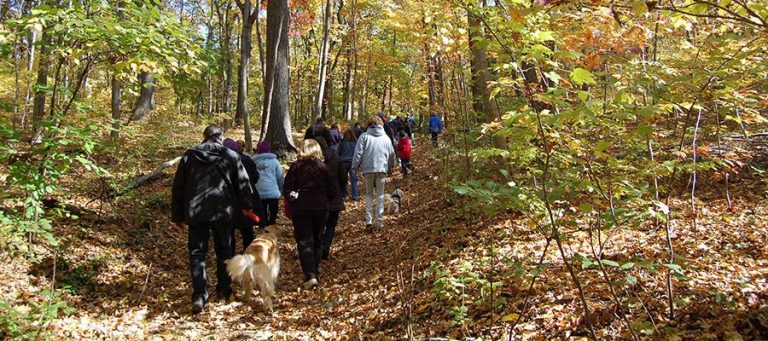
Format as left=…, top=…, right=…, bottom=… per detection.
left=2, top=128, right=768, bottom=339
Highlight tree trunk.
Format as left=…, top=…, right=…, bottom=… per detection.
left=422, top=16, right=445, bottom=115
left=262, top=0, right=296, bottom=157
left=467, top=2, right=499, bottom=121
left=129, top=72, right=156, bottom=121
left=32, top=28, right=51, bottom=135
left=219, top=1, right=234, bottom=114
left=236, top=0, right=259, bottom=150
left=110, top=75, right=121, bottom=140
left=314, top=0, right=332, bottom=120
left=255, top=1, right=266, bottom=78
left=342, top=0, right=357, bottom=121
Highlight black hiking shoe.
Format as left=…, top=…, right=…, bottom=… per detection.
left=191, top=295, right=205, bottom=314
left=216, top=291, right=233, bottom=303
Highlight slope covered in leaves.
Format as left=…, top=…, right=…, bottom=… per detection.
left=1, top=124, right=768, bottom=339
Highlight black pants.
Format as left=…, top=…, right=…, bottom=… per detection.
left=321, top=210, right=341, bottom=258
left=236, top=221, right=255, bottom=252
left=400, top=158, right=413, bottom=175
left=431, top=132, right=439, bottom=146
left=260, top=199, right=280, bottom=227
left=188, top=222, right=234, bottom=300
left=291, top=209, right=328, bottom=281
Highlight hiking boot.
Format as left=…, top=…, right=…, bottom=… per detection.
left=191, top=295, right=205, bottom=314
left=365, top=223, right=373, bottom=231
left=302, top=278, right=318, bottom=290
left=216, top=291, right=233, bottom=303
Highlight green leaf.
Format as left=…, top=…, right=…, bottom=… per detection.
left=620, top=262, right=635, bottom=270
left=570, top=68, right=596, bottom=86
left=577, top=202, right=593, bottom=213
left=601, top=259, right=620, bottom=267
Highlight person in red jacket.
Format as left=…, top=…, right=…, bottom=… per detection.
left=396, top=131, right=414, bottom=176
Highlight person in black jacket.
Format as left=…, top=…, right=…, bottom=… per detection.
left=171, top=125, right=259, bottom=314
left=352, top=122, right=364, bottom=139
left=225, top=139, right=264, bottom=252
left=282, top=139, right=338, bottom=289
left=314, top=137, right=347, bottom=260
left=377, top=111, right=396, bottom=145
left=304, top=117, right=331, bottom=142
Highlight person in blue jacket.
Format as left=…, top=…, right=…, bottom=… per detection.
left=252, top=141, right=284, bottom=227
left=428, top=112, right=443, bottom=147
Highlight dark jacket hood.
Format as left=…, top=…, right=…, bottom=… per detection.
left=190, top=140, right=229, bottom=164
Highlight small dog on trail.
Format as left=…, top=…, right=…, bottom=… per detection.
left=384, top=188, right=405, bottom=215
left=226, top=225, right=281, bottom=311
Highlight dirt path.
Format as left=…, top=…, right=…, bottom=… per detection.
left=43, top=144, right=441, bottom=339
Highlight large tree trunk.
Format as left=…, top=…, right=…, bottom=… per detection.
left=262, top=0, right=296, bottom=157
left=314, top=0, right=332, bottom=120
left=236, top=0, right=258, bottom=151
left=129, top=72, right=156, bottom=121
left=467, top=2, right=499, bottom=122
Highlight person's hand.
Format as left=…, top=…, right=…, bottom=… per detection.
left=243, top=209, right=260, bottom=223
left=172, top=222, right=184, bottom=230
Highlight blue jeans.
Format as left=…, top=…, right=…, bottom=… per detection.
left=342, top=161, right=358, bottom=200
left=188, top=222, right=234, bottom=300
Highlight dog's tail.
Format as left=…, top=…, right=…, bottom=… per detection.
left=226, top=254, right=255, bottom=284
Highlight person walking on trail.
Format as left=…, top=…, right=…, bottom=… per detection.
left=405, top=114, right=416, bottom=146
left=429, top=112, right=443, bottom=147
left=253, top=141, right=284, bottom=227
left=305, top=117, right=331, bottom=141
left=351, top=116, right=396, bottom=230
left=282, top=139, right=339, bottom=289
left=377, top=111, right=397, bottom=146
left=396, top=131, right=414, bottom=176
left=328, top=123, right=342, bottom=153
left=224, top=138, right=264, bottom=252
left=337, top=128, right=359, bottom=201
left=352, top=122, right=365, bottom=139
left=314, top=137, right=347, bottom=260
left=171, top=125, right=260, bottom=314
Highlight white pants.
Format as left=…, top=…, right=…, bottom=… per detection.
left=363, top=172, right=387, bottom=228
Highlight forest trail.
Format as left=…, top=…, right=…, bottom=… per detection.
left=40, top=140, right=443, bottom=339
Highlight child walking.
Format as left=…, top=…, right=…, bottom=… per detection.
left=396, top=131, right=413, bottom=176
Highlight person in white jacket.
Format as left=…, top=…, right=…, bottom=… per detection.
left=351, top=115, right=396, bottom=230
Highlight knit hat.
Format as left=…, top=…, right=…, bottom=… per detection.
left=223, top=138, right=238, bottom=151
left=256, top=141, right=272, bottom=154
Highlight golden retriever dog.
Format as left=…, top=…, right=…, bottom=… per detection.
left=226, top=226, right=281, bottom=311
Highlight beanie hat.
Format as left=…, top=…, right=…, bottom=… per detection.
left=223, top=138, right=238, bottom=151
left=256, top=141, right=272, bottom=154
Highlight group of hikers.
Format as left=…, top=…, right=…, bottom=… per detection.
left=170, top=111, right=444, bottom=313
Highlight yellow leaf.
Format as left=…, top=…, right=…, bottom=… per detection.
left=501, top=312, right=520, bottom=322
left=415, top=303, right=430, bottom=313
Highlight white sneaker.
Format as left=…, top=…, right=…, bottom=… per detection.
left=302, top=278, right=318, bottom=290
